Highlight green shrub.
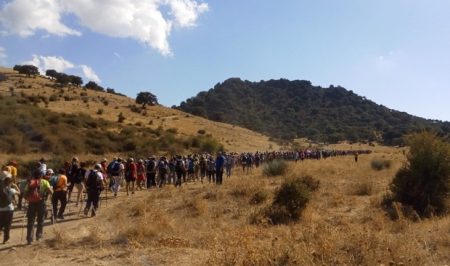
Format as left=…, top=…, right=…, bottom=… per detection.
left=390, top=132, right=450, bottom=217
left=263, top=160, right=288, bottom=177
left=371, top=158, right=392, bottom=171
left=263, top=177, right=311, bottom=224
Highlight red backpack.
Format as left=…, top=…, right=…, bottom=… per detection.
left=27, top=179, right=42, bottom=203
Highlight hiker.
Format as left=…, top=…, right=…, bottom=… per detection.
left=0, top=171, right=20, bottom=244
left=225, top=154, right=233, bottom=178
left=38, top=158, right=47, bottom=177
left=168, top=158, right=176, bottom=184
left=50, top=168, right=68, bottom=221
left=72, top=162, right=86, bottom=207
left=145, top=156, right=157, bottom=188
left=193, top=156, right=200, bottom=181
left=199, top=155, right=206, bottom=182
left=136, top=159, right=146, bottom=190
left=5, top=161, right=18, bottom=184
left=67, top=158, right=79, bottom=202
left=207, top=157, right=215, bottom=183
left=25, top=170, right=53, bottom=245
left=174, top=155, right=185, bottom=188
left=108, top=158, right=124, bottom=197
left=187, top=156, right=195, bottom=182
left=125, top=158, right=137, bottom=195
left=157, top=157, right=168, bottom=188
left=215, top=152, right=225, bottom=185
left=84, top=164, right=104, bottom=217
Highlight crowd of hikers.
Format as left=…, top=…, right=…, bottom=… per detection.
left=0, top=149, right=369, bottom=245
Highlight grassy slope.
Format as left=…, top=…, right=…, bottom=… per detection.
left=2, top=147, right=448, bottom=265
left=0, top=67, right=280, bottom=153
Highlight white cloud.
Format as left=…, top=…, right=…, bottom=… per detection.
left=0, top=46, right=6, bottom=65
left=23, top=55, right=101, bottom=83
left=113, top=52, right=121, bottom=59
left=80, top=65, right=101, bottom=83
left=0, top=0, right=81, bottom=37
left=0, top=0, right=209, bottom=55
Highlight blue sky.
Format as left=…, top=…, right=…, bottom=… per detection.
left=1, top=0, right=449, bottom=121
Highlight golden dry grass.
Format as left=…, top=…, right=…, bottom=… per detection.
left=0, top=68, right=280, bottom=152
left=0, top=148, right=440, bottom=266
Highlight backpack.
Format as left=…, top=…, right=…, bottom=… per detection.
left=175, top=159, right=184, bottom=172
left=158, top=161, right=167, bottom=173
left=73, top=168, right=85, bottom=184
left=146, top=160, right=156, bottom=173
left=0, top=184, right=11, bottom=208
left=188, top=160, right=194, bottom=171
left=108, top=161, right=121, bottom=176
left=49, top=175, right=59, bottom=188
left=27, top=179, right=42, bottom=203
left=86, top=170, right=103, bottom=191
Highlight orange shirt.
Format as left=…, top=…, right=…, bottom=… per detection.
left=54, top=174, right=68, bottom=192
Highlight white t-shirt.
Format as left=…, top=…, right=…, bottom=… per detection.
left=0, top=187, right=19, bottom=212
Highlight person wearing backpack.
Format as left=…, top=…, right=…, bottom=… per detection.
left=215, top=152, right=225, bottom=185
left=125, top=158, right=137, bottom=196
left=72, top=162, right=87, bottom=207
left=24, top=170, right=53, bottom=245
left=83, top=164, right=105, bottom=217
left=51, top=168, right=68, bottom=221
left=0, top=171, right=20, bottom=244
left=136, top=159, right=146, bottom=191
left=157, top=157, right=168, bottom=188
left=67, top=157, right=80, bottom=203
left=146, top=156, right=157, bottom=189
left=108, top=158, right=124, bottom=197
left=174, top=155, right=185, bottom=188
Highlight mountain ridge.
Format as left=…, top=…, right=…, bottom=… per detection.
left=177, top=77, right=450, bottom=145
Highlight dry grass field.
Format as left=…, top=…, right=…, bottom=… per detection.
left=0, top=67, right=280, bottom=152
left=1, top=147, right=448, bottom=265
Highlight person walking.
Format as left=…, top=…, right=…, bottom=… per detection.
left=83, top=164, right=104, bottom=217
left=125, top=158, right=137, bottom=195
left=157, top=157, right=168, bottom=188
left=146, top=156, right=157, bottom=189
left=50, top=168, right=68, bottom=221
left=215, top=152, right=225, bottom=185
left=136, top=159, right=146, bottom=191
left=24, top=170, right=53, bottom=245
left=0, top=171, right=20, bottom=244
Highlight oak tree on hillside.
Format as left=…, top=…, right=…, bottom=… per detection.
left=85, top=81, right=105, bottom=92
left=45, top=69, right=58, bottom=78
left=136, top=91, right=158, bottom=108
left=13, top=65, right=39, bottom=76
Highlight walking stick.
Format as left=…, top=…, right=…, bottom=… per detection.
left=78, top=191, right=86, bottom=216
left=20, top=201, right=27, bottom=242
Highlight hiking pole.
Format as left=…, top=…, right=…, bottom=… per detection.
left=20, top=200, right=27, bottom=242
left=78, top=191, right=86, bottom=216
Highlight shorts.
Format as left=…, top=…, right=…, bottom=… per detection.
left=125, top=175, right=136, bottom=183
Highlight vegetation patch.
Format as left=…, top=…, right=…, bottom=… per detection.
left=262, top=160, right=288, bottom=177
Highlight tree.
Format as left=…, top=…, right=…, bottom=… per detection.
left=136, top=91, right=158, bottom=108
left=55, top=73, right=70, bottom=85
left=45, top=69, right=58, bottom=79
left=390, top=132, right=450, bottom=217
left=85, top=81, right=104, bottom=92
left=69, top=75, right=83, bottom=86
left=14, top=65, right=39, bottom=76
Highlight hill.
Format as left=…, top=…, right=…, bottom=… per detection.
left=0, top=67, right=280, bottom=155
left=177, top=78, right=450, bottom=145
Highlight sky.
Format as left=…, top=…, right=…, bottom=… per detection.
left=0, top=0, right=449, bottom=121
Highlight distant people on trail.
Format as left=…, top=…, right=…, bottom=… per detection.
left=84, top=164, right=104, bottom=217
left=25, top=170, right=53, bottom=245
left=199, top=155, right=207, bottom=182
left=50, top=168, right=68, bottom=221
left=0, top=171, right=20, bottom=244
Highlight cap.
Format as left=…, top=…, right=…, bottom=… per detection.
left=94, top=164, right=102, bottom=170
left=46, top=169, right=54, bottom=175
left=0, top=171, right=12, bottom=181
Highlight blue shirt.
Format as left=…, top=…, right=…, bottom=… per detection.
left=215, top=155, right=225, bottom=169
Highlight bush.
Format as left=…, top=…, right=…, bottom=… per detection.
left=257, top=177, right=311, bottom=225
left=371, top=158, right=392, bottom=171
left=298, top=175, right=320, bottom=191
left=97, top=109, right=104, bottom=115
left=390, top=132, right=450, bottom=217
left=197, top=129, right=206, bottom=135
left=351, top=182, right=373, bottom=196
left=263, top=160, right=288, bottom=177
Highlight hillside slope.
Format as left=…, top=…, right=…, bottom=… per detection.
left=0, top=67, right=280, bottom=153
left=177, top=78, right=450, bottom=144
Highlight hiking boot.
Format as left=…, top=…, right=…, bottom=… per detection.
left=83, top=208, right=89, bottom=216
left=57, top=214, right=65, bottom=220
left=91, top=210, right=96, bottom=217
left=27, top=239, right=32, bottom=245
